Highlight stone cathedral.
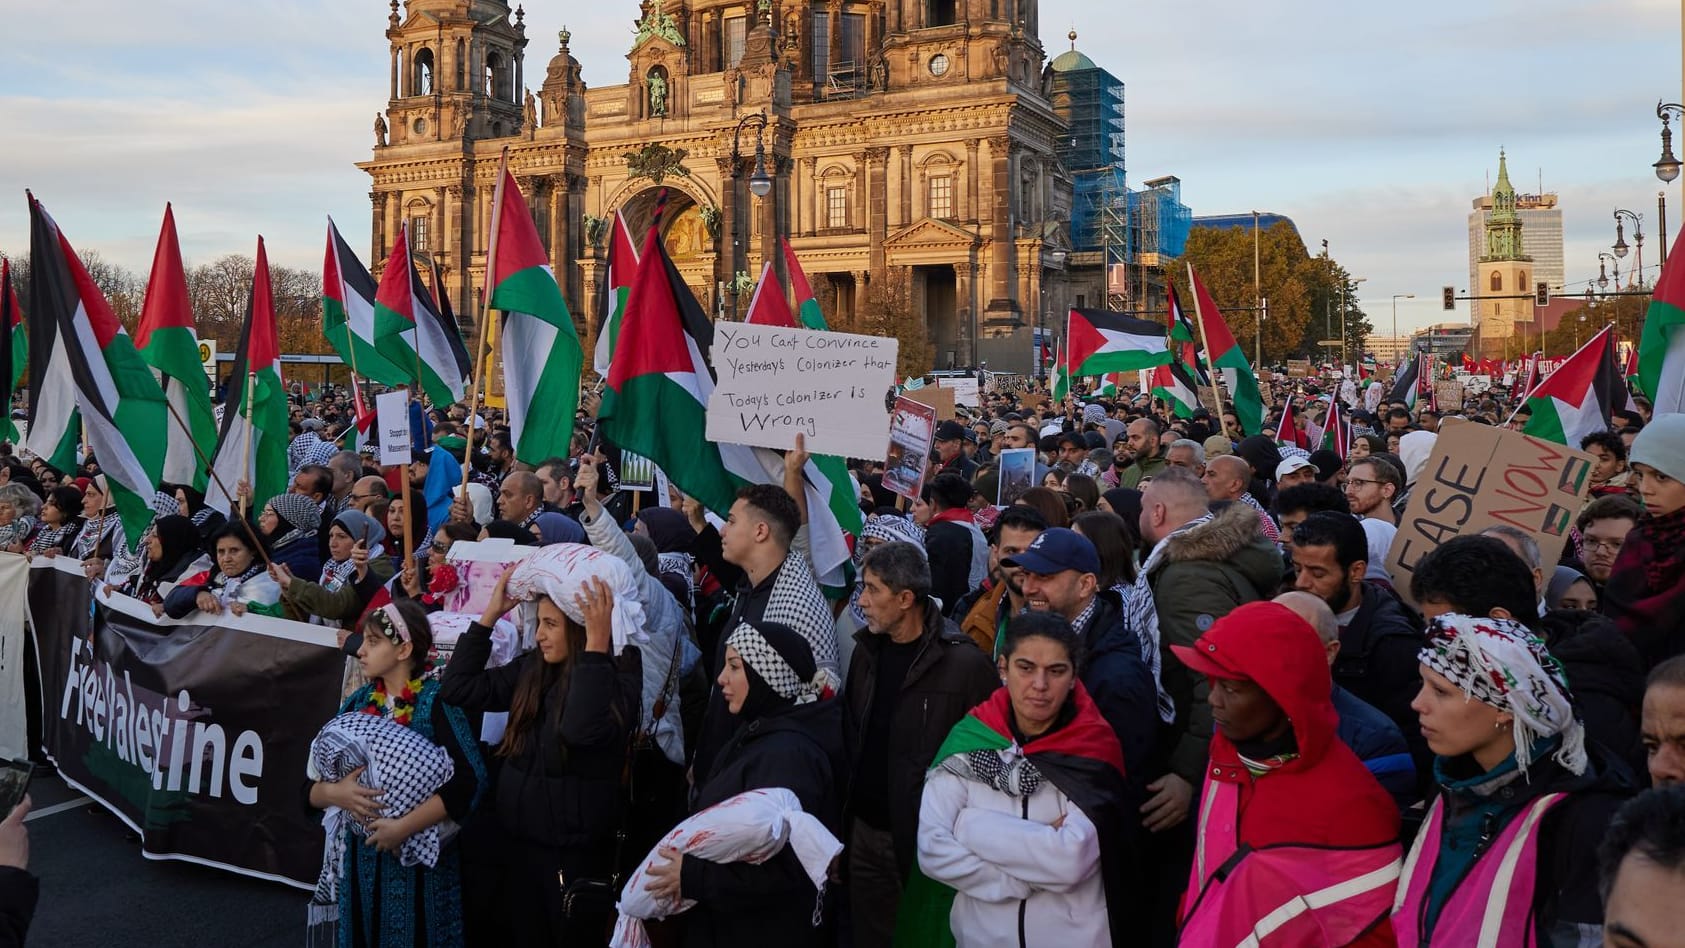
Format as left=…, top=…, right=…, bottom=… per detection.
left=361, top=0, right=1076, bottom=372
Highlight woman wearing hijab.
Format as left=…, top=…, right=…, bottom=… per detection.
left=634, top=506, right=700, bottom=616
left=70, top=475, right=122, bottom=564
left=1392, top=614, right=1633, bottom=946
left=902, top=612, right=1130, bottom=948
left=261, top=492, right=323, bottom=582
left=27, top=486, right=85, bottom=556
left=101, top=491, right=185, bottom=589
left=641, top=619, right=845, bottom=947
left=116, top=515, right=204, bottom=613
left=171, top=483, right=225, bottom=542
left=275, top=509, right=393, bottom=627
left=529, top=511, right=586, bottom=546
left=163, top=523, right=283, bottom=619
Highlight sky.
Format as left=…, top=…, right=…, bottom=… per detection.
left=0, top=0, right=1679, bottom=337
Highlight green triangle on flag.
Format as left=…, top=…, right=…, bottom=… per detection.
left=135, top=204, right=217, bottom=492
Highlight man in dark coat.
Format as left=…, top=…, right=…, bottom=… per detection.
left=921, top=474, right=986, bottom=616
left=842, top=541, right=999, bottom=948
left=930, top=420, right=978, bottom=481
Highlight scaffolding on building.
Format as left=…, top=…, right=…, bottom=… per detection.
left=1054, top=65, right=1129, bottom=309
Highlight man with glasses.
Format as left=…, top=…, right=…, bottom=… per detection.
left=1343, top=458, right=1401, bottom=527
left=1577, top=494, right=1643, bottom=595
left=346, top=476, right=390, bottom=515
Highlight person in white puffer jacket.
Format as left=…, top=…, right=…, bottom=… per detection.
left=905, top=611, right=1131, bottom=948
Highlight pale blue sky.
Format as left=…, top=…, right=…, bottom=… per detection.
left=0, top=0, right=1678, bottom=334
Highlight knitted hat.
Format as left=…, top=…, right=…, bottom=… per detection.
left=1631, top=414, right=1685, bottom=483
left=1418, top=613, right=1585, bottom=775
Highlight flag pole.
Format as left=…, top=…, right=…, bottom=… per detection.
left=461, top=147, right=509, bottom=498
left=1500, top=323, right=1614, bottom=427
left=239, top=369, right=255, bottom=520
left=400, top=385, right=417, bottom=568
left=160, top=396, right=274, bottom=571
left=1187, top=263, right=1233, bottom=441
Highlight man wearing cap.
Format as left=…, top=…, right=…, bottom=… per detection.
left=1118, top=418, right=1169, bottom=489
left=1172, top=601, right=1402, bottom=946
left=1275, top=455, right=1317, bottom=490
left=1006, top=527, right=1157, bottom=779
left=930, top=420, right=978, bottom=482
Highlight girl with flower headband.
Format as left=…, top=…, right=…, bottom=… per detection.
left=308, top=598, right=487, bottom=947
left=1393, top=612, right=1634, bottom=947
left=437, top=566, right=642, bottom=945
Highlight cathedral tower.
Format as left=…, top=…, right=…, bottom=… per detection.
left=1476, top=149, right=1533, bottom=360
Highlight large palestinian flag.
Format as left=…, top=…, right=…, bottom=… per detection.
left=599, top=224, right=854, bottom=583
left=27, top=195, right=166, bottom=548
left=1066, top=308, right=1172, bottom=375
left=0, top=258, right=26, bottom=443
left=1640, top=240, right=1685, bottom=415
left=373, top=226, right=470, bottom=406
left=1520, top=325, right=1628, bottom=446
left=487, top=165, right=584, bottom=466
left=206, top=238, right=289, bottom=515
left=591, top=209, right=640, bottom=378
left=1187, top=265, right=1263, bottom=435
left=1151, top=285, right=1202, bottom=418
left=1387, top=355, right=1420, bottom=409
left=322, top=218, right=409, bottom=387
left=135, top=204, right=216, bottom=492
left=782, top=237, right=829, bottom=330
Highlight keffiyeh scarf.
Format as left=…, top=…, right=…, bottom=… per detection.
left=0, top=516, right=35, bottom=549
left=1130, top=514, right=1212, bottom=725
left=726, top=622, right=822, bottom=704
left=267, top=492, right=322, bottom=550
left=848, top=516, right=928, bottom=625
left=765, top=549, right=841, bottom=689
left=106, top=492, right=179, bottom=583
left=1418, top=613, right=1586, bottom=775
left=27, top=520, right=80, bottom=555
left=940, top=741, right=1045, bottom=798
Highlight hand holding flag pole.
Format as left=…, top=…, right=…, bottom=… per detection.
left=460, top=147, right=510, bottom=497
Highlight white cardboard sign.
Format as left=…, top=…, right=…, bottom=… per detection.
left=375, top=390, right=411, bottom=467
left=706, top=322, right=898, bottom=459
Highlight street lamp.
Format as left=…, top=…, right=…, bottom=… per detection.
left=727, top=111, right=772, bottom=318
left=1657, top=102, right=1684, bottom=264
left=1391, top=293, right=1414, bottom=361
left=1598, top=252, right=1619, bottom=291
left=1613, top=209, right=1646, bottom=287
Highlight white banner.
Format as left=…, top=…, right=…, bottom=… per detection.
left=706, top=322, right=898, bottom=459
left=0, top=553, right=27, bottom=759
left=375, top=390, right=411, bottom=467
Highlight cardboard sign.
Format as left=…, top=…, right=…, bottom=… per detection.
left=1385, top=422, right=1595, bottom=605
left=901, top=385, right=957, bottom=420
left=882, top=396, right=938, bottom=500
left=1433, top=381, right=1465, bottom=411
left=938, top=376, right=981, bottom=407
left=375, top=389, right=411, bottom=466
left=1287, top=359, right=1313, bottom=378
left=706, top=322, right=898, bottom=459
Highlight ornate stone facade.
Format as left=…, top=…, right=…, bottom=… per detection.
left=361, top=0, right=1071, bottom=372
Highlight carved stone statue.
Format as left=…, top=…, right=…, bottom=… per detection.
left=582, top=214, right=607, bottom=250
left=699, top=204, right=722, bottom=242
left=647, top=70, right=668, bottom=117
left=524, top=89, right=538, bottom=129
left=451, top=107, right=468, bottom=139
left=633, top=7, right=686, bottom=49
left=373, top=113, right=388, bottom=147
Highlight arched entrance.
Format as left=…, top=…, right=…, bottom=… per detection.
left=617, top=188, right=718, bottom=312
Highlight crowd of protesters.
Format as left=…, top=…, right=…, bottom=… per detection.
left=4, top=367, right=1685, bottom=948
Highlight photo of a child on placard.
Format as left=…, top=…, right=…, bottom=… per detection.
left=997, top=448, right=1035, bottom=507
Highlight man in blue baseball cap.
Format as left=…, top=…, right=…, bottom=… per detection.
left=1005, top=527, right=1157, bottom=784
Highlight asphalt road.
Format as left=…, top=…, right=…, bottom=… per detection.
left=22, top=769, right=301, bottom=947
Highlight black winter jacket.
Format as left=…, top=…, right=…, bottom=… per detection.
left=1333, top=581, right=1426, bottom=787
left=1076, top=589, right=1159, bottom=786
left=439, top=624, right=643, bottom=850
left=1539, top=609, right=1647, bottom=780
left=681, top=699, right=846, bottom=948
left=842, top=602, right=999, bottom=876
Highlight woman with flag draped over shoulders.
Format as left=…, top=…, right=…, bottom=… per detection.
left=900, top=611, right=1130, bottom=948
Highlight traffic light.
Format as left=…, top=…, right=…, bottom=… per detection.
left=1535, top=282, right=1550, bottom=307
left=1442, top=286, right=1455, bottom=311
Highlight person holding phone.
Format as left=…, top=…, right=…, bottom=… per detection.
left=0, top=791, right=34, bottom=947
left=273, top=509, right=393, bottom=628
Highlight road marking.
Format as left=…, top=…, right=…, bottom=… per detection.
left=24, top=796, right=91, bottom=822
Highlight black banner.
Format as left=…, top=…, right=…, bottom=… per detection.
left=29, top=558, right=345, bottom=888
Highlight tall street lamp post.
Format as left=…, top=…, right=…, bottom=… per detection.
left=1613, top=209, right=1645, bottom=288
left=1391, top=293, right=1414, bottom=361
left=729, top=111, right=772, bottom=319
left=1654, top=101, right=1684, bottom=263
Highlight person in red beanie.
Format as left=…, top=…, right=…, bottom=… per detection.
left=1173, top=601, right=1402, bottom=947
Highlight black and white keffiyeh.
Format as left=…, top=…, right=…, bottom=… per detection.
left=1129, top=514, right=1213, bottom=725
left=726, top=622, right=821, bottom=705
left=940, top=743, right=1045, bottom=798
left=764, top=549, right=840, bottom=688
left=305, top=712, right=455, bottom=926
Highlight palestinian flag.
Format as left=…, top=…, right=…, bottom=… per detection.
left=134, top=204, right=216, bottom=492
left=488, top=165, right=584, bottom=466
left=343, top=376, right=374, bottom=450
left=1321, top=398, right=1349, bottom=458
left=1520, top=325, right=1628, bottom=446
left=1051, top=336, right=1070, bottom=403
left=373, top=225, right=470, bottom=406
left=1152, top=286, right=1203, bottom=418
left=1187, top=265, right=1263, bottom=435
left=599, top=223, right=854, bottom=583
left=1623, top=342, right=1641, bottom=398
left=591, top=209, right=640, bottom=377
left=781, top=237, right=828, bottom=330
left=1639, top=245, right=1685, bottom=414
left=0, top=258, right=26, bottom=443
left=27, top=195, right=166, bottom=549
left=23, top=250, right=79, bottom=476
left=1357, top=357, right=1375, bottom=381
left=1066, top=308, right=1172, bottom=376
left=744, top=260, right=797, bottom=327
left=1095, top=373, right=1119, bottom=398
left=895, top=686, right=1130, bottom=948
left=206, top=238, right=289, bottom=516
left=322, top=218, right=409, bottom=387
left=1387, top=355, right=1420, bottom=409
left=1276, top=394, right=1310, bottom=449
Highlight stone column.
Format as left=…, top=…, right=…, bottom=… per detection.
left=390, top=49, right=400, bottom=99
left=963, top=138, right=979, bottom=223
left=851, top=152, right=867, bottom=231
left=717, top=154, right=740, bottom=294
left=803, top=157, right=819, bottom=235
left=866, top=147, right=888, bottom=274
left=984, top=135, right=1018, bottom=321
left=956, top=261, right=977, bottom=365
left=887, top=145, right=906, bottom=230
left=901, top=146, right=914, bottom=225
left=434, top=187, right=448, bottom=259
left=853, top=270, right=870, bottom=324
left=371, top=192, right=388, bottom=264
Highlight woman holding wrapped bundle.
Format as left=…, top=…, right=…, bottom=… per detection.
left=639, top=619, right=846, bottom=948
left=306, top=599, right=487, bottom=947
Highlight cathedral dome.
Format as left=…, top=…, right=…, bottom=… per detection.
left=1050, top=49, right=1097, bottom=72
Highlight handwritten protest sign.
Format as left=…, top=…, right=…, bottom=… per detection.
left=1287, top=360, right=1312, bottom=378
left=1385, top=421, right=1594, bottom=606
left=1433, top=380, right=1465, bottom=411
left=706, top=323, right=898, bottom=458
left=375, top=390, right=410, bottom=466
left=883, top=396, right=938, bottom=500
left=938, top=376, right=981, bottom=407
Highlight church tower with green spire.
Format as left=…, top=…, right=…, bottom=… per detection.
left=1476, top=149, right=1534, bottom=360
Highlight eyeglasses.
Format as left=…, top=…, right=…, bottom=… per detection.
left=1343, top=477, right=1382, bottom=490
left=1582, top=538, right=1624, bottom=555
left=429, top=541, right=449, bottom=553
